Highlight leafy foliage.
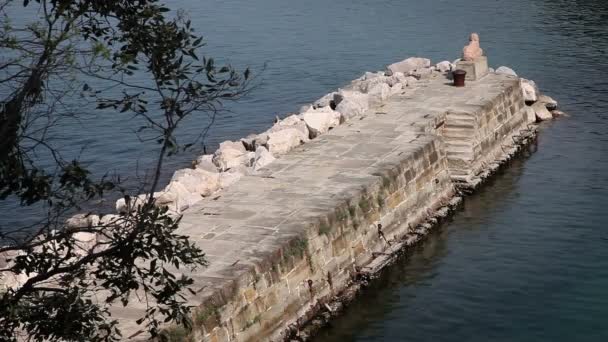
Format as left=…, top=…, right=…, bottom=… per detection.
left=0, top=0, right=250, bottom=340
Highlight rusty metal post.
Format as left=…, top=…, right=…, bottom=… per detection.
left=453, top=69, right=467, bottom=87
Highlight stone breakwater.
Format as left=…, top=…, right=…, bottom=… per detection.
left=0, top=54, right=562, bottom=339
left=103, top=56, right=561, bottom=341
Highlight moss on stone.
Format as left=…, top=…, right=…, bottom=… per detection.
left=359, top=196, right=372, bottom=213
left=161, top=325, right=192, bottom=342
left=194, top=305, right=220, bottom=331
left=242, top=314, right=262, bottom=331
left=284, top=236, right=309, bottom=261
left=318, top=222, right=331, bottom=236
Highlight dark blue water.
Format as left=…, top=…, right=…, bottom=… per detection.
left=3, top=0, right=608, bottom=339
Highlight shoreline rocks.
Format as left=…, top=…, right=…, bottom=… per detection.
left=386, top=57, right=431, bottom=75
left=68, top=54, right=563, bottom=231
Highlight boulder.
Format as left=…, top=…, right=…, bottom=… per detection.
left=170, top=168, right=220, bottom=196
left=367, top=82, right=391, bottom=104
left=551, top=109, right=568, bottom=117
left=212, top=141, right=248, bottom=170
left=99, top=214, right=121, bottom=227
left=302, top=107, right=342, bottom=138
left=313, top=92, right=338, bottom=109
left=268, top=114, right=310, bottom=143
left=495, top=66, right=518, bottom=76
left=240, top=134, right=257, bottom=151
left=521, top=79, right=539, bottom=103
left=194, top=154, right=218, bottom=173
left=219, top=169, right=245, bottom=189
left=363, top=71, right=385, bottom=80
left=297, top=105, right=311, bottom=114
left=149, top=191, right=177, bottom=206
left=334, top=90, right=369, bottom=120
left=72, top=232, right=97, bottom=254
left=387, top=72, right=408, bottom=87
left=405, top=76, right=418, bottom=87
left=532, top=101, right=553, bottom=121
left=356, top=76, right=392, bottom=93
left=66, top=213, right=100, bottom=229
left=390, top=83, right=404, bottom=96
left=386, top=57, right=431, bottom=75
left=116, top=196, right=145, bottom=214
left=0, top=251, right=29, bottom=290
left=253, top=133, right=270, bottom=150
left=435, top=61, right=453, bottom=73
left=525, top=106, right=537, bottom=123
left=408, top=67, right=433, bottom=79
left=163, top=181, right=202, bottom=212
left=253, top=146, right=276, bottom=170
left=539, top=94, right=558, bottom=110
left=266, top=128, right=303, bottom=155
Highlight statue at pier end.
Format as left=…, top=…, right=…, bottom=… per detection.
left=455, top=32, right=489, bottom=81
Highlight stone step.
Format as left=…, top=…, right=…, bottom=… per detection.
left=446, top=112, right=477, bottom=122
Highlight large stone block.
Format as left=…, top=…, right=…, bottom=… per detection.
left=455, top=56, right=489, bottom=81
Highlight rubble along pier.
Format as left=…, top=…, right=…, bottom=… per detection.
left=114, top=69, right=539, bottom=341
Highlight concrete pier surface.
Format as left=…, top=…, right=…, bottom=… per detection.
left=113, top=71, right=535, bottom=341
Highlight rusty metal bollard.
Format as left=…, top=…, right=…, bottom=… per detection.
left=453, top=69, right=467, bottom=87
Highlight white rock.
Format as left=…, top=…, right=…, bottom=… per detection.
left=253, top=146, right=276, bottom=170
left=532, top=101, right=553, bottom=121
left=163, top=181, right=202, bottom=212
left=435, top=61, right=453, bottom=73
left=219, top=170, right=244, bottom=189
left=495, top=66, right=518, bottom=76
left=356, top=76, right=392, bottom=93
left=386, top=72, right=407, bottom=87
left=267, top=128, right=303, bottom=155
left=146, top=191, right=177, bottom=206
left=194, top=154, right=218, bottom=173
left=539, top=94, right=558, bottom=110
left=334, top=90, right=369, bottom=120
left=521, top=79, right=539, bottom=103
left=115, top=196, right=143, bottom=214
left=73, top=232, right=97, bottom=253
left=488, top=67, right=495, bottom=73
left=525, top=106, right=537, bottom=123
left=99, top=214, right=121, bottom=227
left=212, top=141, right=248, bottom=170
left=313, top=92, right=338, bottom=109
left=302, top=107, right=342, bottom=138
left=0, top=251, right=29, bottom=290
left=240, top=134, right=257, bottom=151
left=249, top=132, right=267, bottom=148
left=66, top=214, right=100, bottom=229
left=363, top=71, right=385, bottom=80
left=386, top=57, right=431, bottom=75
left=298, top=104, right=313, bottom=114
left=171, top=168, right=220, bottom=196
left=367, top=82, right=391, bottom=104
left=408, top=67, right=433, bottom=78
left=551, top=109, right=568, bottom=117
left=405, top=76, right=418, bottom=87
left=390, top=83, right=404, bottom=96
left=267, top=115, right=310, bottom=145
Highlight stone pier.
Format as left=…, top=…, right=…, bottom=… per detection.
left=113, top=71, right=534, bottom=341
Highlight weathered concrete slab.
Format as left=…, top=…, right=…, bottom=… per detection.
left=112, top=71, right=530, bottom=341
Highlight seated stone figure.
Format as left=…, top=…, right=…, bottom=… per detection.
left=462, top=33, right=484, bottom=61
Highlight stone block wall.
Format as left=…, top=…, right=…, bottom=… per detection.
left=146, top=73, right=536, bottom=342
left=440, top=79, right=529, bottom=184
left=191, top=138, right=455, bottom=342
